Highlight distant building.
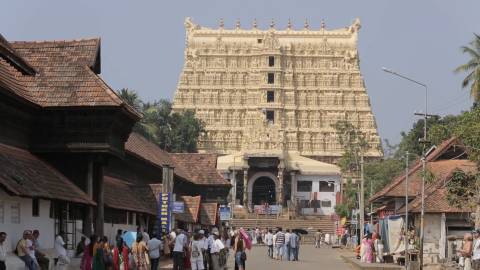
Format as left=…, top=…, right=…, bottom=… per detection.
left=172, top=18, right=382, bottom=213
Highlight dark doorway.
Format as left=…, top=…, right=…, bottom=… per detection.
left=252, top=177, right=276, bottom=205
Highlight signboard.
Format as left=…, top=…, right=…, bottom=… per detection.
left=157, top=193, right=171, bottom=233
left=253, top=205, right=282, bottom=215
left=219, top=206, right=231, bottom=221
left=172, top=201, right=185, bottom=213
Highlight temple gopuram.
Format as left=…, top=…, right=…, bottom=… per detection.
left=173, top=18, right=382, bottom=214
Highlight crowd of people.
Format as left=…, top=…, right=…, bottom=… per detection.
left=0, top=230, right=69, bottom=270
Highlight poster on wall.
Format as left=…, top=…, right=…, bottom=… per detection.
left=172, top=201, right=185, bottom=213
left=219, top=206, right=231, bottom=221
left=158, top=193, right=171, bottom=233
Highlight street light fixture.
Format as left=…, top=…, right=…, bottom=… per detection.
left=382, top=67, right=428, bottom=270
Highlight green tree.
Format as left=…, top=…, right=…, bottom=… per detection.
left=118, top=88, right=142, bottom=111
left=364, top=158, right=404, bottom=201
left=117, top=89, right=204, bottom=152
left=446, top=171, right=480, bottom=228
left=454, top=34, right=480, bottom=104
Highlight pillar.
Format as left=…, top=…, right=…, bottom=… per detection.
left=94, top=161, right=104, bottom=236
left=243, top=169, right=248, bottom=207
left=277, top=169, right=284, bottom=205
left=290, top=171, right=296, bottom=206
left=84, top=158, right=94, bottom=236
left=230, top=170, right=237, bottom=206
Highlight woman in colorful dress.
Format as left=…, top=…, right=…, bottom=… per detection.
left=92, top=237, right=105, bottom=270
left=360, top=234, right=374, bottom=263
left=132, top=234, right=149, bottom=270
left=81, top=235, right=97, bottom=270
left=113, top=238, right=129, bottom=270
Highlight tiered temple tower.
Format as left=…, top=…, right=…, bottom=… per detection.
left=172, top=18, right=382, bottom=163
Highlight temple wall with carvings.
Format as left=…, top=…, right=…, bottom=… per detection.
left=172, top=18, right=383, bottom=160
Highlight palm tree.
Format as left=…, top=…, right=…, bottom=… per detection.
left=117, top=88, right=142, bottom=111
left=455, top=34, right=480, bottom=103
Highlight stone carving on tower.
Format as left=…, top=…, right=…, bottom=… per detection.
left=172, top=18, right=383, bottom=161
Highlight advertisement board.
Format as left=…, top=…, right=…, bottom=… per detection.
left=219, top=206, right=231, bottom=221
left=158, top=193, right=171, bottom=233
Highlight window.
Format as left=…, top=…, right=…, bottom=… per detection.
left=267, top=91, right=275, bottom=102
left=32, top=198, right=39, bottom=217
left=319, top=181, right=335, bottom=192
left=297, top=181, right=312, bottom=192
left=257, top=39, right=263, bottom=44
left=268, top=56, right=275, bottom=67
left=321, top=200, right=332, bottom=208
left=11, top=202, right=20, bottom=224
left=266, top=110, right=275, bottom=123
left=267, top=73, right=274, bottom=84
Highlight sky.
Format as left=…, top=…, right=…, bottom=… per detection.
left=2, top=0, right=479, bottom=144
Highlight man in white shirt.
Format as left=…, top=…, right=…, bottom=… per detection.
left=473, top=230, right=480, bottom=270
left=265, top=229, right=274, bottom=258
left=148, top=234, right=162, bottom=270
left=0, top=232, right=6, bottom=270
left=284, top=229, right=291, bottom=261
left=210, top=231, right=224, bottom=270
left=55, top=232, right=70, bottom=267
left=173, top=229, right=187, bottom=270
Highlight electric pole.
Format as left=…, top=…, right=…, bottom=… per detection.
left=359, top=154, right=365, bottom=241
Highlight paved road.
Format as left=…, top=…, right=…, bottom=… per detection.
left=227, top=245, right=352, bottom=270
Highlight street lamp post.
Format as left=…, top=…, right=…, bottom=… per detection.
left=382, top=67, right=428, bottom=269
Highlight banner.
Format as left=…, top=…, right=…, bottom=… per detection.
left=219, top=206, right=231, bottom=221
left=158, top=193, right=171, bottom=233
left=172, top=201, right=185, bottom=213
left=253, top=205, right=282, bottom=215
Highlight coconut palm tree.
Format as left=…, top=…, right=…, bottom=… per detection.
left=455, top=34, right=480, bottom=103
left=117, top=88, right=142, bottom=111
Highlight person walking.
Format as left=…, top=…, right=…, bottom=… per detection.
left=233, top=232, right=246, bottom=270
left=148, top=234, right=162, bottom=270
left=190, top=232, right=204, bottom=270
left=374, top=235, right=384, bottom=263
left=55, top=232, right=70, bottom=269
left=0, top=232, right=6, bottom=270
left=209, top=231, right=225, bottom=270
left=360, top=234, right=374, bottom=263
left=265, top=230, right=273, bottom=258
left=314, top=230, right=322, bottom=248
left=113, top=238, right=129, bottom=270
left=274, top=228, right=285, bottom=261
left=272, top=230, right=277, bottom=259
left=132, top=234, right=149, bottom=270
left=32, top=230, right=49, bottom=270
left=289, top=232, right=299, bottom=261
left=81, top=235, right=96, bottom=270
left=172, top=229, right=187, bottom=270
left=284, top=230, right=291, bottom=261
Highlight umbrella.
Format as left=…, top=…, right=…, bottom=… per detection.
left=122, top=231, right=137, bottom=248
left=239, top=228, right=252, bottom=250
left=292, top=229, right=308, bottom=235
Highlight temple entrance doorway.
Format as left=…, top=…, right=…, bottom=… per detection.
left=251, top=176, right=276, bottom=205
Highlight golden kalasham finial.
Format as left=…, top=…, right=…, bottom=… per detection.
left=304, top=19, right=309, bottom=30
left=287, top=18, right=292, bottom=30
left=253, top=18, right=258, bottom=29
left=321, top=19, right=325, bottom=29
left=236, top=19, right=240, bottom=29
left=270, top=18, right=275, bottom=28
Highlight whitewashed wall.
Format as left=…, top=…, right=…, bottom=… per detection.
left=0, top=190, right=55, bottom=251
left=295, top=174, right=340, bottom=215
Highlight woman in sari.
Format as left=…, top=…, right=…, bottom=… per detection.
left=93, top=237, right=105, bottom=270
left=113, top=238, right=129, bottom=270
left=81, top=235, right=97, bottom=270
left=132, top=234, right=149, bottom=270
left=360, top=234, right=374, bottom=263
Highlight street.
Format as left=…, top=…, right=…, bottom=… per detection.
left=227, top=245, right=352, bottom=270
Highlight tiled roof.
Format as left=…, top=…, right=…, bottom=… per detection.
left=125, top=133, right=174, bottom=168
left=0, top=34, right=36, bottom=75
left=200, top=202, right=218, bottom=226
left=0, top=57, right=35, bottom=103
left=370, top=137, right=460, bottom=202
left=170, top=153, right=229, bottom=186
left=175, top=195, right=201, bottom=224
left=397, top=159, right=477, bottom=213
left=0, top=36, right=140, bottom=118
left=0, top=143, right=94, bottom=205
left=104, top=176, right=156, bottom=215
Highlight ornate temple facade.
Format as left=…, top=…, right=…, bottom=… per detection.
left=172, top=18, right=382, bottom=213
